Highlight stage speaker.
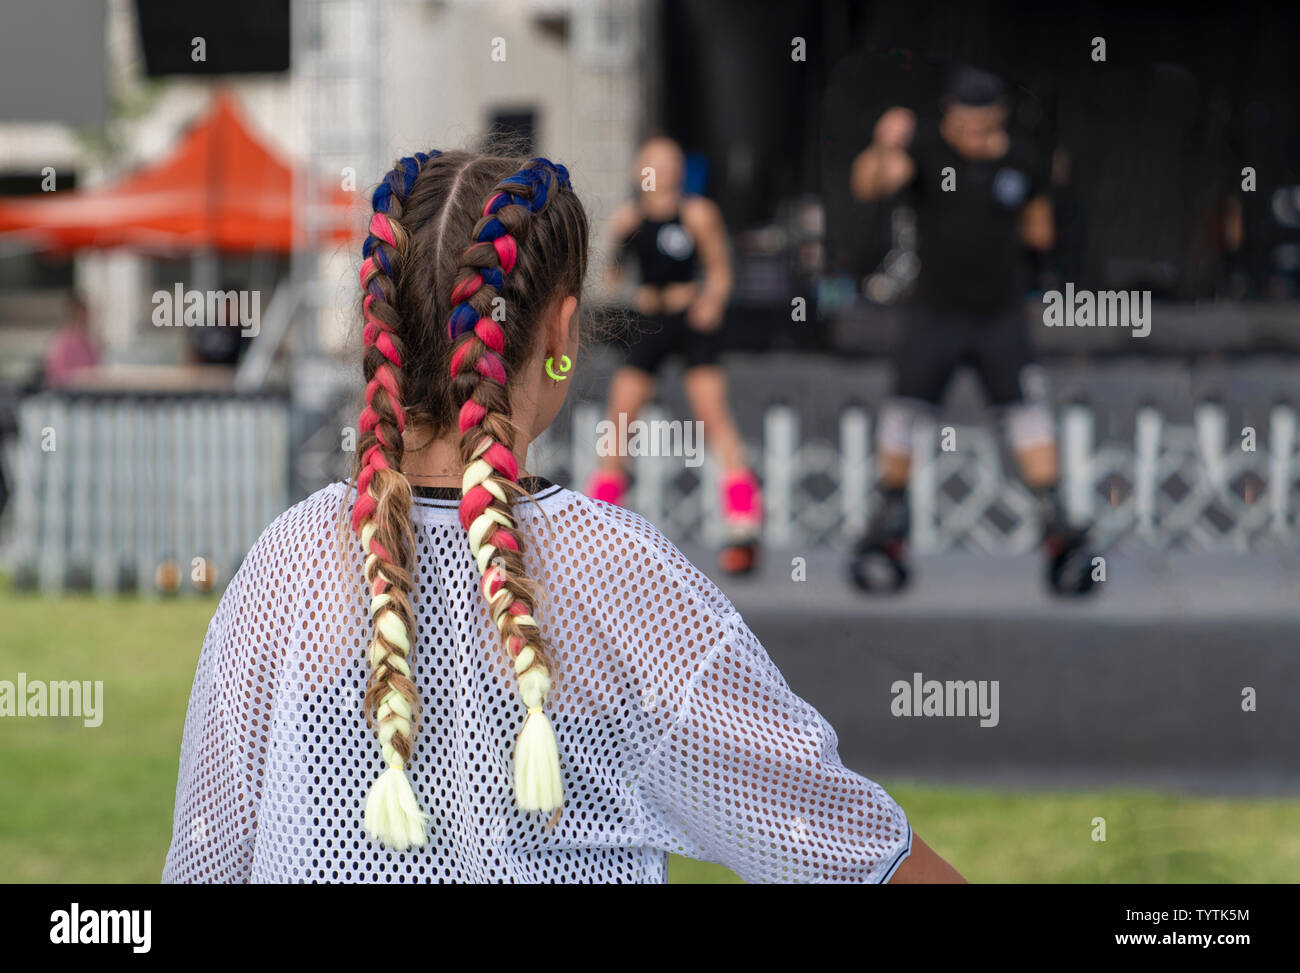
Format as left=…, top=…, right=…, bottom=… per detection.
left=134, top=0, right=290, bottom=76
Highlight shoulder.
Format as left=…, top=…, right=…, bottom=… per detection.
left=200, top=484, right=352, bottom=662
left=609, top=202, right=642, bottom=239
left=680, top=194, right=724, bottom=230
left=264, top=481, right=350, bottom=545
left=1004, top=133, right=1044, bottom=174
left=525, top=486, right=738, bottom=622
left=232, top=482, right=352, bottom=587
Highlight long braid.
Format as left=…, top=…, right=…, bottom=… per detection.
left=353, top=151, right=438, bottom=850
left=448, top=159, right=571, bottom=818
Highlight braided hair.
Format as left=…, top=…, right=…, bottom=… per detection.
left=349, top=151, right=588, bottom=851
left=447, top=160, right=573, bottom=816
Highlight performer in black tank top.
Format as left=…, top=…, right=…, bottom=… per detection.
left=586, top=135, right=764, bottom=576
left=621, top=210, right=700, bottom=286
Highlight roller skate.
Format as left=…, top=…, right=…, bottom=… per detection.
left=1037, top=486, right=1100, bottom=596
left=718, top=469, right=762, bottom=576
left=848, top=486, right=910, bottom=593
left=1043, top=516, right=1099, bottom=596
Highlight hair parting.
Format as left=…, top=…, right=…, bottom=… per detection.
left=347, top=149, right=588, bottom=851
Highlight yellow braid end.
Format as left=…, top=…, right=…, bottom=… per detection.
left=514, top=707, right=563, bottom=812
left=513, top=666, right=562, bottom=812
left=363, top=763, right=431, bottom=852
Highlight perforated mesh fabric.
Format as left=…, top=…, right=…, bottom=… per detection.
left=162, top=480, right=912, bottom=883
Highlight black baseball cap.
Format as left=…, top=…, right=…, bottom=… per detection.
left=944, top=65, right=1007, bottom=106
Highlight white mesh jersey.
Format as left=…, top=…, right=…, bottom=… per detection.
left=162, top=478, right=912, bottom=884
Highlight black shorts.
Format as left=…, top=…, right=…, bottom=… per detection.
left=622, top=309, right=725, bottom=375
left=892, top=303, right=1037, bottom=407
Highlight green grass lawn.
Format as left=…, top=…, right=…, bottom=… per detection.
left=1, top=582, right=1296, bottom=883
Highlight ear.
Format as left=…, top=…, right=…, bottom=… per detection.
left=545, top=295, right=579, bottom=357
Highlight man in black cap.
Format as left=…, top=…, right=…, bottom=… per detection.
left=847, top=65, right=1095, bottom=594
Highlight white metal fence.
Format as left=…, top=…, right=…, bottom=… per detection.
left=6, top=385, right=1295, bottom=596
left=7, top=392, right=290, bottom=594
left=530, top=399, right=1300, bottom=555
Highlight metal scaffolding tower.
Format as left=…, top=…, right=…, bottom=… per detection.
left=237, top=0, right=388, bottom=495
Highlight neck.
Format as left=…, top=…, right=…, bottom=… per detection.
left=398, top=425, right=533, bottom=488
left=640, top=190, right=681, bottom=219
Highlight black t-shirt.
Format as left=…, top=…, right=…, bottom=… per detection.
left=905, top=120, right=1047, bottom=310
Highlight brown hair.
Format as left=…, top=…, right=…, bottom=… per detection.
left=348, top=149, right=588, bottom=848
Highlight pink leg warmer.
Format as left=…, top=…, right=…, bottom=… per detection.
left=585, top=469, right=627, bottom=506
left=720, top=469, right=763, bottom=527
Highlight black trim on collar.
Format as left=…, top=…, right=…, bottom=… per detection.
left=411, top=475, right=560, bottom=504
left=340, top=476, right=562, bottom=508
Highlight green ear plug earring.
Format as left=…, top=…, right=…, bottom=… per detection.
left=545, top=355, right=572, bottom=381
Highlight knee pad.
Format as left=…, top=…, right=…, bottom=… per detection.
left=877, top=399, right=926, bottom=455
left=1003, top=401, right=1057, bottom=452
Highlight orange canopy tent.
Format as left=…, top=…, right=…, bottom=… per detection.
left=0, top=92, right=358, bottom=254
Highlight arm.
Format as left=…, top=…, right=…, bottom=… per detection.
left=681, top=196, right=732, bottom=332
left=1020, top=194, right=1055, bottom=251
left=850, top=107, right=917, bottom=202
left=604, top=202, right=642, bottom=290
left=161, top=529, right=283, bottom=883
left=890, top=831, right=967, bottom=883
left=634, top=610, right=917, bottom=883
left=1224, top=193, right=1243, bottom=252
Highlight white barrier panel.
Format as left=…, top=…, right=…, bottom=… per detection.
left=36, top=390, right=1280, bottom=572
left=9, top=392, right=291, bottom=595
left=533, top=401, right=1300, bottom=555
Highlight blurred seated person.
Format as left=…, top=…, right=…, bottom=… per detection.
left=43, top=291, right=101, bottom=387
